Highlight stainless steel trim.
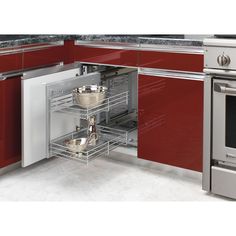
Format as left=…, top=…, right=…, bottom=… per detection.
left=21, top=62, right=81, bottom=80
left=204, top=68, right=236, bottom=77
left=202, top=75, right=212, bottom=191
left=211, top=166, right=236, bottom=199
left=75, top=40, right=204, bottom=54
left=0, top=41, right=64, bottom=56
left=214, top=83, right=236, bottom=94
left=0, top=70, right=26, bottom=80
left=212, top=79, right=236, bottom=166
left=139, top=44, right=204, bottom=54
left=75, top=40, right=139, bottom=49
left=204, top=38, right=236, bottom=48
left=0, top=70, right=23, bottom=81
left=77, top=61, right=138, bottom=69
left=0, top=62, right=63, bottom=80
left=138, top=68, right=204, bottom=81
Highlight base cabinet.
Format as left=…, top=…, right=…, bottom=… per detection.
left=138, top=73, right=203, bottom=172
left=0, top=76, right=21, bottom=167
left=74, top=45, right=138, bottom=67
left=138, top=50, right=203, bottom=72
left=22, top=43, right=65, bottom=69
left=0, top=40, right=205, bottom=172
left=0, top=50, right=22, bottom=73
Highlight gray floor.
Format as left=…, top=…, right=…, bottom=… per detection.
left=0, top=153, right=227, bottom=201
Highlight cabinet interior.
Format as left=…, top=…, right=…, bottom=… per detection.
left=47, top=64, right=138, bottom=164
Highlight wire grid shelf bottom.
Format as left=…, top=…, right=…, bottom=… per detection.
left=50, top=126, right=128, bottom=164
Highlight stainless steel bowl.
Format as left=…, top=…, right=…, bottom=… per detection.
left=73, top=85, right=107, bottom=109
left=64, top=138, right=88, bottom=154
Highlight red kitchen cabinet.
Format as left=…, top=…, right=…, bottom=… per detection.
left=138, top=74, right=203, bottom=172
left=0, top=76, right=21, bottom=168
left=74, top=45, right=138, bottom=67
left=63, top=40, right=76, bottom=64
left=139, top=50, right=204, bottom=72
left=22, top=42, right=66, bottom=69
left=0, top=48, right=22, bottom=73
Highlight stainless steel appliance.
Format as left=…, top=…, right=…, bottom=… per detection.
left=203, top=38, right=236, bottom=199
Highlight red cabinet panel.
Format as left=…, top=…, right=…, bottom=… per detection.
left=0, top=50, right=22, bottom=73
left=138, top=74, right=203, bottom=172
left=22, top=43, right=65, bottom=69
left=139, top=50, right=204, bottom=72
left=74, top=45, right=138, bottom=67
left=63, top=40, right=76, bottom=64
left=0, top=76, right=21, bottom=167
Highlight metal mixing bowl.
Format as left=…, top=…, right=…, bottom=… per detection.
left=64, top=138, right=88, bottom=154
left=73, top=85, right=107, bottom=109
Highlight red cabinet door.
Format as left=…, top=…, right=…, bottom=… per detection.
left=22, top=43, right=65, bottom=69
left=0, top=49, right=22, bottom=73
left=0, top=76, right=21, bottom=167
left=139, top=50, right=204, bottom=73
left=74, top=45, right=138, bottom=67
left=138, top=74, right=203, bottom=172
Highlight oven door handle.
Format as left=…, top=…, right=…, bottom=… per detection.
left=214, top=83, right=236, bottom=95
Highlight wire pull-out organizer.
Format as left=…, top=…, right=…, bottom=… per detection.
left=46, top=71, right=129, bottom=164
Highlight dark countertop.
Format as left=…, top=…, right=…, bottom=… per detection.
left=138, top=37, right=203, bottom=47
left=0, top=34, right=205, bottom=49
left=75, top=35, right=204, bottom=47
left=0, top=35, right=70, bottom=48
left=75, top=34, right=185, bottom=43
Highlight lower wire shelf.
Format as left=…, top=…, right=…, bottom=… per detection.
left=50, top=126, right=128, bottom=164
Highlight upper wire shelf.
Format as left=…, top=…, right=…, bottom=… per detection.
left=50, top=91, right=129, bottom=119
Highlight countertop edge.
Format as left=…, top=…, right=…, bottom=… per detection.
left=0, top=35, right=204, bottom=52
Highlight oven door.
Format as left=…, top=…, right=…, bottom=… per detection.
left=213, top=78, right=236, bottom=164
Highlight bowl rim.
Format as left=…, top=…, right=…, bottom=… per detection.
left=73, top=85, right=108, bottom=94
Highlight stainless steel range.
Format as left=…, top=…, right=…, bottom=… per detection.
left=203, top=38, right=236, bottom=199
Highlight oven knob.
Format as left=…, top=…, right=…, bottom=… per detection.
left=217, top=54, right=231, bottom=66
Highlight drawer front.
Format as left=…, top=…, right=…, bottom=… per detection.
left=74, top=45, right=138, bottom=67
left=0, top=51, right=22, bottom=73
left=139, top=50, right=204, bottom=72
left=212, top=166, right=236, bottom=199
left=22, top=44, right=65, bottom=69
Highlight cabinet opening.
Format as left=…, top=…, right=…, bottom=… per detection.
left=48, top=64, right=138, bottom=163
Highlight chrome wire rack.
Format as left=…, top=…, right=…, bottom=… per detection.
left=50, top=91, right=129, bottom=120
left=50, top=126, right=128, bottom=164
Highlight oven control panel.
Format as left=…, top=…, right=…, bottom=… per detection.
left=204, top=46, right=236, bottom=70
left=203, top=38, right=236, bottom=71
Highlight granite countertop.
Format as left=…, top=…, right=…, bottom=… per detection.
left=0, top=35, right=70, bottom=48
left=75, top=35, right=204, bottom=47
left=0, top=34, right=205, bottom=49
